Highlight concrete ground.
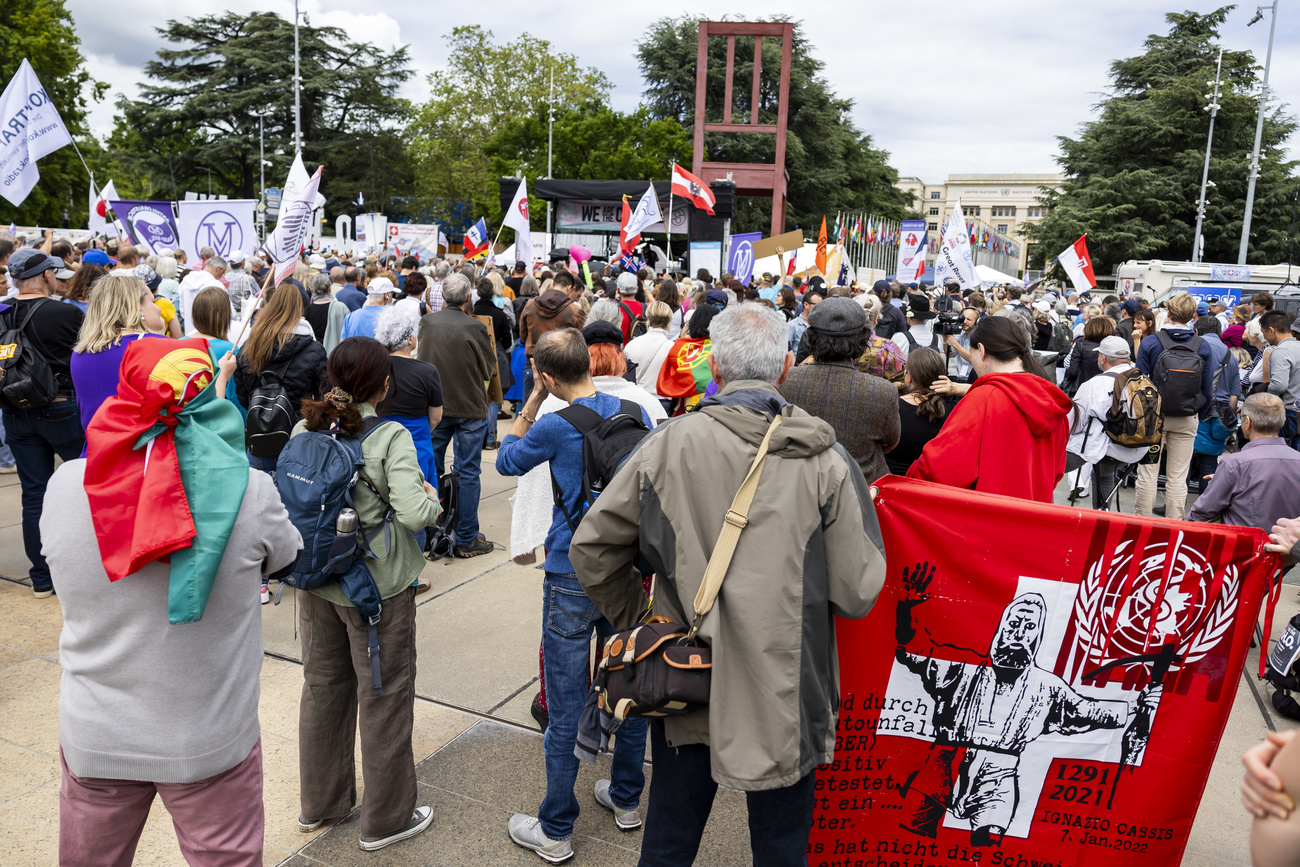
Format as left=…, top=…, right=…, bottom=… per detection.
left=0, top=426, right=1291, bottom=865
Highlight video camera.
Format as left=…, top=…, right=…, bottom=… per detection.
left=935, top=310, right=964, bottom=336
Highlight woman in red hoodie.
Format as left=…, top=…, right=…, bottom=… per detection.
left=907, top=316, right=1072, bottom=502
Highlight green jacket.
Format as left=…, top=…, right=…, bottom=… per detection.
left=292, top=403, right=440, bottom=605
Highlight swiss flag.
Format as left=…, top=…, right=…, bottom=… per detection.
left=1058, top=235, right=1097, bottom=290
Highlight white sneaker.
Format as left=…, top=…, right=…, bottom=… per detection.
left=594, top=780, right=642, bottom=830
left=508, top=814, right=573, bottom=863
left=260, top=583, right=270, bottom=604
left=358, top=806, right=433, bottom=851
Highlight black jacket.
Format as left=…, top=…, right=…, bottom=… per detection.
left=876, top=302, right=907, bottom=341
left=233, top=333, right=328, bottom=415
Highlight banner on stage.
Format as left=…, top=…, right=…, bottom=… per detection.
left=390, top=223, right=441, bottom=259
left=109, top=200, right=181, bottom=255
left=556, top=198, right=688, bottom=234
left=0, top=59, right=74, bottom=206
left=895, top=220, right=928, bottom=283
left=175, top=199, right=256, bottom=263
left=809, top=476, right=1278, bottom=867
left=727, top=232, right=763, bottom=287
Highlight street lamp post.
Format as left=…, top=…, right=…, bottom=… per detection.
left=546, top=63, right=554, bottom=247
left=252, top=110, right=269, bottom=242
left=1193, top=47, right=1224, bottom=264
left=1238, top=1, right=1279, bottom=265
left=293, top=0, right=302, bottom=154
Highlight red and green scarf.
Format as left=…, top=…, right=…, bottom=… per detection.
left=655, top=337, right=714, bottom=403
left=83, top=338, right=249, bottom=624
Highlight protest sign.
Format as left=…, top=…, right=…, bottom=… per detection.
left=933, top=203, right=978, bottom=290
left=390, top=223, right=441, bottom=259
left=175, top=199, right=256, bottom=263
left=109, top=200, right=181, bottom=255
left=263, top=165, right=322, bottom=286
left=808, top=476, right=1278, bottom=867
left=727, top=232, right=763, bottom=287
left=0, top=60, right=74, bottom=206
left=751, top=229, right=805, bottom=262
left=896, top=220, right=928, bottom=283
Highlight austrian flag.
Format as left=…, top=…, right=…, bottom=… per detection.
left=671, top=164, right=716, bottom=215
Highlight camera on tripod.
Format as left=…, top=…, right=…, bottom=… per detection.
left=935, top=310, right=964, bottom=336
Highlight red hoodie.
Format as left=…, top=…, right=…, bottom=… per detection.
left=906, top=372, right=1072, bottom=502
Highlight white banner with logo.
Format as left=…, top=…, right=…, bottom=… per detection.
left=175, top=199, right=257, bottom=264
left=933, top=202, right=978, bottom=290
left=0, top=60, right=74, bottom=206
left=390, top=222, right=441, bottom=259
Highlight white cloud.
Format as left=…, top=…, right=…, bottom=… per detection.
left=67, top=0, right=1299, bottom=181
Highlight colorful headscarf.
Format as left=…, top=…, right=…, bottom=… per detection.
left=83, top=338, right=249, bottom=624
left=655, top=336, right=714, bottom=405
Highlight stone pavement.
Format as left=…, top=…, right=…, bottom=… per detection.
left=0, top=444, right=1293, bottom=866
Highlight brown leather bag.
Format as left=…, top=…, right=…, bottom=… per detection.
left=595, top=414, right=782, bottom=720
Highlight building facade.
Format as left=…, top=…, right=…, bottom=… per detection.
left=895, top=173, right=1065, bottom=276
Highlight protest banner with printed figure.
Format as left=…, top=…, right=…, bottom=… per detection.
left=0, top=59, right=74, bottom=206
left=109, top=200, right=181, bottom=255
left=176, top=200, right=256, bottom=263
left=896, top=220, right=928, bottom=283
left=807, top=476, right=1278, bottom=867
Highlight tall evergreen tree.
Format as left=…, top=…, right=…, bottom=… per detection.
left=114, top=12, right=413, bottom=212
left=636, top=16, right=911, bottom=234
left=1024, top=8, right=1297, bottom=273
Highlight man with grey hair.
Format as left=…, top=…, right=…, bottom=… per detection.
left=1189, top=393, right=1300, bottom=530
left=425, top=260, right=452, bottom=313
left=570, top=302, right=887, bottom=864
left=614, top=271, right=643, bottom=343
left=417, top=273, right=496, bottom=557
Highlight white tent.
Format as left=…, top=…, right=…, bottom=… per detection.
left=975, top=263, right=1023, bottom=287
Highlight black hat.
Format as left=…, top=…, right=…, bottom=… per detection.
left=808, top=296, right=867, bottom=336
left=906, top=293, right=936, bottom=320
left=582, top=320, right=624, bottom=347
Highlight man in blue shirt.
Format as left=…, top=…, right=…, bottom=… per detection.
left=340, top=277, right=396, bottom=340
left=334, top=265, right=366, bottom=312
left=496, top=328, right=651, bottom=863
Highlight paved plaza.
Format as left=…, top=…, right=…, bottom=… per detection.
left=0, top=430, right=1293, bottom=866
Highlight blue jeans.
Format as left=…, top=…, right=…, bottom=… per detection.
left=0, top=413, right=14, bottom=466
left=429, top=416, right=486, bottom=545
left=5, top=402, right=86, bottom=591
left=539, top=572, right=647, bottom=840
left=638, top=720, right=815, bottom=867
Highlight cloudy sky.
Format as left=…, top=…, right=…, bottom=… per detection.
left=71, top=0, right=1299, bottom=182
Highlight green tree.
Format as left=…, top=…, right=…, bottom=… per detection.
left=635, top=16, right=911, bottom=234
left=0, top=0, right=106, bottom=227
left=1023, top=8, right=1297, bottom=273
left=406, top=26, right=614, bottom=227
left=483, top=102, right=691, bottom=235
left=114, top=11, right=413, bottom=213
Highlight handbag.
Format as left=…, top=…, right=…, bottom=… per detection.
left=595, top=413, right=783, bottom=721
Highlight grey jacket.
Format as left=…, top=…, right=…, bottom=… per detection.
left=570, top=380, right=887, bottom=791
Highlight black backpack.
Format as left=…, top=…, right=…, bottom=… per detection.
left=245, top=350, right=302, bottom=457
left=0, top=299, right=59, bottom=411
left=1150, top=332, right=1206, bottom=418
left=425, top=471, right=459, bottom=561
left=550, top=399, right=651, bottom=531
left=618, top=301, right=649, bottom=341
left=903, top=328, right=941, bottom=352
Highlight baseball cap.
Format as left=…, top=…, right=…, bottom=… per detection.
left=581, top=320, right=624, bottom=347
left=705, top=288, right=729, bottom=308
left=81, top=249, right=112, bottom=267
left=228, top=250, right=247, bottom=266
left=1121, top=298, right=1142, bottom=314
left=7, top=249, right=63, bottom=280
left=1196, top=301, right=1209, bottom=316
left=54, top=267, right=75, bottom=280
left=1098, top=336, right=1131, bottom=360
left=809, top=296, right=867, bottom=336
left=366, top=276, right=399, bottom=297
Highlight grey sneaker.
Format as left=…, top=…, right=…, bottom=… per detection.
left=594, top=780, right=641, bottom=830
left=359, top=806, right=433, bottom=851
left=508, top=814, right=573, bottom=863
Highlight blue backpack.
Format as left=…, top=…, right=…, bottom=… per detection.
left=275, top=416, right=397, bottom=694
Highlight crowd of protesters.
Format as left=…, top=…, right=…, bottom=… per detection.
left=4, top=224, right=1300, bottom=865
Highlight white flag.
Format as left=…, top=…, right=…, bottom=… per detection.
left=503, top=178, right=532, bottom=268
left=933, top=201, right=978, bottom=291
left=0, top=59, right=74, bottom=206
left=281, top=152, right=310, bottom=206
left=88, top=179, right=117, bottom=234
left=624, top=184, right=663, bottom=238
left=264, top=164, right=323, bottom=287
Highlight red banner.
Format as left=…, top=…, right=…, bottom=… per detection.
left=809, top=477, right=1279, bottom=867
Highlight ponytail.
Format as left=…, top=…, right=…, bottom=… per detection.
left=903, top=347, right=950, bottom=423
left=301, top=387, right=363, bottom=437
left=300, top=337, right=392, bottom=437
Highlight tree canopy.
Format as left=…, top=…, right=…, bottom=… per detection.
left=635, top=16, right=911, bottom=234
left=113, top=12, right=413, bottom=212
left=1023, top=7, right=1297, bottom=273
left=407, top=26, right=614, bottom=228
left=0, top=0, right=105, bottom=227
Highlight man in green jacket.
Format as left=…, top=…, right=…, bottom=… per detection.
left=570, top=303, right=888, bottom=866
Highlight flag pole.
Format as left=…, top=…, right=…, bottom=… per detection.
left=667, top=162, right=674, bottom=273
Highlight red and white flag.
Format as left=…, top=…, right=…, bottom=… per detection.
left=1059, top=235, right=1097, bottom=291
left=619, top=196, right=640, bottom=257
left=89, top=179, right=118, bottom=235
left=670, top=163, right=716, bottom=215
